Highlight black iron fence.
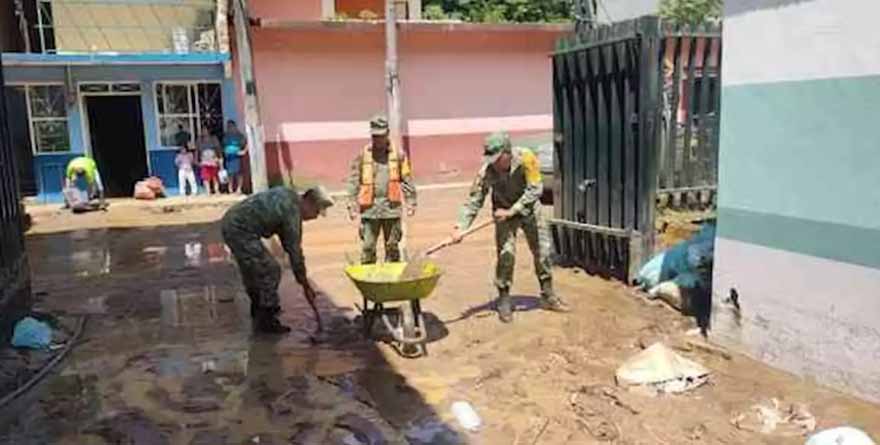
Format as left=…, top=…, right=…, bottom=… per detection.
left=550, top=17, right=722, bottom=282
left=0, top=54, right=31, bottom=337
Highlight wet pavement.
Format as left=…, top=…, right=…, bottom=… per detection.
left=4, top=224, right=460, bottom=445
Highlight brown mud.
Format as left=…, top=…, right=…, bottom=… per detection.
left=3, top=188, right=877, bottom=444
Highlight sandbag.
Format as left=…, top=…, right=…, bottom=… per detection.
left=134, top=181, right=156, bottom=200
left=144, top=176, right=166, bottom=197
left=637, top=223, right=715, bottom=289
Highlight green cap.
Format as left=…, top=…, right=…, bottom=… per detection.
left=303, top=185, right=335, bottom=216
left=370, top=114, right=389, bottom=136
left=483, top=131, right=512, bottom=163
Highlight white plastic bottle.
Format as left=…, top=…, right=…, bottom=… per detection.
left=451, top=401, right=481, bottom=431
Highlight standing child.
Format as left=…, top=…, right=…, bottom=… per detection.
left=197, top=124, right=222, bottom=195
left=176, top=145, right=198, bottom=196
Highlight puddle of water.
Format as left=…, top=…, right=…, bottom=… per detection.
left=13, top=226, right=461, bottom=444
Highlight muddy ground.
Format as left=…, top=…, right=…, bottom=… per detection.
left=4, top=187, right=879, bottom=444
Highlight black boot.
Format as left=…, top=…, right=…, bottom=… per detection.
left=496, top=287, right=513, bottom=323
left=539, top=279, right=570, bottom=313
left=254, top=308, right=291, bottom=334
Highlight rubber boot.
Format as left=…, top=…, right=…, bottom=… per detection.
left=254, top=308, right=291, bottom=334
left=496, top=287, right=513, bottom=323
left=540, top=279, right=570, bottom=313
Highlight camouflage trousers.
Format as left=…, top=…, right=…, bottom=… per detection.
left=494, top=211, right=554, bottom=296
left=360, top=218, right=402, bottom=264
left=221, top=225, right=280, bottom=311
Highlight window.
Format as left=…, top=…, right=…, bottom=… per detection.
left=155, top=82, right=223, bottom=147
left=19, top=85, right=70, bottom=154
left=35, top=0, right=56, bottom=53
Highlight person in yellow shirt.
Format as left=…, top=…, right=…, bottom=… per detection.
left=64, top=156, right=106, bottom=212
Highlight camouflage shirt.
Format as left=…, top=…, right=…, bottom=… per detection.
left=457, top=147, right=544, bottom=229
left=222, top=186, right=306, bottom=278
left=346, top=146, right=417, bottom=219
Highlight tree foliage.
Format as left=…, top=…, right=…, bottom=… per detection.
left=422, top=0, right=573, bottom=23
left=658, top=0, right=722, bottom=26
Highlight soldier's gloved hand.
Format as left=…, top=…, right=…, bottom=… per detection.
left=494, top=208, right=514, bottom=221
left=406, top=206, right=416, bottom=217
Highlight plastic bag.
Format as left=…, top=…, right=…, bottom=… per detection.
left=637, top=223, right=716, bottom=288
left=218, top=169, right=229, bottom=185
left=11, top=317, right=52, bottom=350
left=806, top=427, right=875, bottom=445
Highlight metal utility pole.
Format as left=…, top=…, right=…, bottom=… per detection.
left=231, top=0, right=268, bottom=193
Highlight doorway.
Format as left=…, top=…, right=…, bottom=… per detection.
left=85, top=96, right=148, bottom=197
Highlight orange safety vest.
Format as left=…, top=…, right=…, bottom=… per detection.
left=357, top=144, right=409, bottom=210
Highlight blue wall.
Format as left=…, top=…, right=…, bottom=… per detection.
left=2, top=54, right=239, bottom=201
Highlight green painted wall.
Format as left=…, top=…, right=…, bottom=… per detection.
left=717, top=75, right=880, bottom=267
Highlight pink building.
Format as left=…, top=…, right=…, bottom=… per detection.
left=240, top=0, right=569, bottom=188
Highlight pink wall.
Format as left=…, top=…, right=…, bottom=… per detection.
left=248, top=24, right=565, bottom=187
left=250, top=0, right=323, bottom=21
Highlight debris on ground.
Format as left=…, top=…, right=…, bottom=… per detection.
left=11, top=317, right=53, bottom=350
left=451, top=401, right=481, bottom=431
left=134, top=176, right=166, bottom=200
left=615, top=343, right=710, bottom=395
left=404, top=416, right=463, bottom=445
left=570, top=384, right=641, bottom=416
left=730, top=398, right=816, bottom=436
left=806, top=427, right=876, bottom=445
left=334, top=413, right=387, bottom=445
left=636, top=223, right=715, bottom=290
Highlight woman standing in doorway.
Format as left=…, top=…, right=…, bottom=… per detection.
left=222, top=120, right=248, bottom=194
left=197, top=124, right=223, bottom=194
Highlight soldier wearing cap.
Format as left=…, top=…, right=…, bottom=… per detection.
left=221, top=185, right=334, bottom=334
left=346, top=114, right=417, bottom=264
left=451, top=131, right=569, bottom=323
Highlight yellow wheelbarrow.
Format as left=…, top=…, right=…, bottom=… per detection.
left=344, top=261, right=442, bottom=357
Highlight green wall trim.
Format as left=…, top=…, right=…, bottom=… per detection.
left=718, top=74, right=880, bottom=229
left=717, top=206, right=880, bottom=270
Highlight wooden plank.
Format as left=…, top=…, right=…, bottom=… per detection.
left=552, top=57, right=564, bottom=219
left=607, top=41, right=624, bottom=230
left=569, top=51, right=586, bottom=225
left=665, top=37, right=683, bottom=189
left=553, top=33, right=639, bottom=56
left=709, top=38, right=722, bottom=185
left=636, top=16, right=662, bottom=269
left=696, top=37, right=713, bottom=187
left=681, top=35, right=699, bottom=188
left=594, top=47, right=610, bottom=228
left=582, top=47, right=600, bottom=270
left=566, top=52, right=581, bottom=230
left=549, top=219, right=633, bottom=242
left=593, top=45, right=611, bottom=275
left=622, top=40, right=638, bottom=230
left=559, top=55, right=575, bottom=223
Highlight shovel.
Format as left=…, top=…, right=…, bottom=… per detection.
left=399, top=219, right=495, bottom=280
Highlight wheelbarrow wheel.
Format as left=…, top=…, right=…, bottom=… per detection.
left=398, top=303, right=425, bottom=358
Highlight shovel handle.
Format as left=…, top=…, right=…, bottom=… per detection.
left=424, top=219, right=495, bottom=256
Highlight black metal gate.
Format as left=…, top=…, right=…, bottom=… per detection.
left=0, top=53, right=31, bottom=336
left=550, top=17, right=722, bottom=283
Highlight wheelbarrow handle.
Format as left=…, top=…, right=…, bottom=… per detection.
left=424, top=218, right=495, bottom=256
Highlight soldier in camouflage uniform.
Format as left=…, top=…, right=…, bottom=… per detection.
left=452, top=131, right=569, bottom=323
left=346, top=115, right=417, bottom=264
left=221, top=186, right=334, bottom=334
